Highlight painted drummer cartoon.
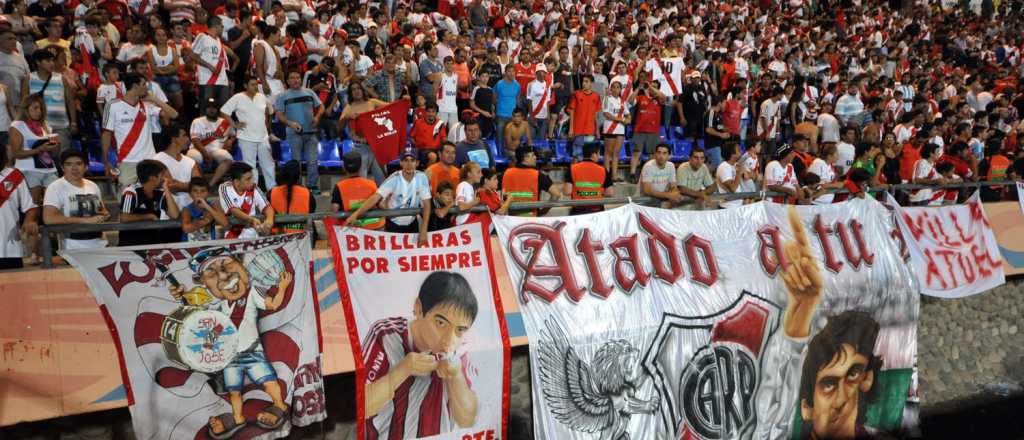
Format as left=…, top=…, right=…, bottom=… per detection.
left=168, top=248, right=294, bottom=439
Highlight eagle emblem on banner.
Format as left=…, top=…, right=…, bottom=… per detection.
left=536, top=319, right=660, bottom=440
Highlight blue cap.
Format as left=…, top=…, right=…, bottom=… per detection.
left=400, top=147, right=418, bottom=160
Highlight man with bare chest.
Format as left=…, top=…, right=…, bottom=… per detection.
left=502, top=109, right=531, bottom=165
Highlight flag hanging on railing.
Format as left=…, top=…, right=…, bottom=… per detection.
left=62, top=233, right=325, bottom=440
left=356, top=99, right=411, bottom=169
left=324, top=220, right=510, bottom=440
left=889, top=192, right=1005, bottom=298
left=492, top=200, right=920, bottom=439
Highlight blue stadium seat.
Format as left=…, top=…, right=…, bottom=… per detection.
left=488, top=140, right=507, bottom=166
left=552, top=140, right=572, bottom=164
left=619, top=140, right=631, bottom=163
left=672, top=140, right=693, bottom=161
left=320, top=140, right=342, bottom=168
left=278, top=140, right=292, bottom=163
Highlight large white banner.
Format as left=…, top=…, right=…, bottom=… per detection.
left=325, top=220, right=510, bottom=440
left=494, top=200, right=920, bottom=440
left=62, top=233, right=325, bottom=440
left=891, top=192, right=1005, bottom=298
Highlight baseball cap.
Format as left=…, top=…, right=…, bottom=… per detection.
left=400, top=147, right=418, bottom=160
left=774, top=143, right=794, bottom=159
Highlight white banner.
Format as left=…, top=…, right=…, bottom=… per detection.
left=325, top=220, right=509, bottom=440
left=892, top=192, right=1005, bottom=298
left=62, top=233, right=325, bottom=440
left=494, top=200, right=919, bottom=440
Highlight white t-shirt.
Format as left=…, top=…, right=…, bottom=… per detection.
left=192, top=32, right=229, bottom=86
left=152, top=151, right=196, bottom=208
left=43, top=177, right=107, bottom=250
left=10, top=120, right=57, bottom=174
left=454, top=180, right=475, bottom=225
left=526, top=79, right=550, bottom=119
left=220, top=92, right=272, bottom=143
left=103, top=99, right=162, bottom=163
left=645, top=56, right=684, bottom=97
left=640, top=160, right=676, bottom=194
left=213, top=290, right=265, bottom=353
left=0, top=168, right=37, bottom=258
left=602, top=95, right=630, bottom=135
left=817, top=113, right=840, bottom=143
left=218, top=181, right=268, bottom=239
left=738, top=152, right=759, bottom=193
left=96, top=82, right=126, bottom=108
left=716, top=161, right=742, bottom=208
left=115, top=42, right=150, bottom=63
left=377, top=171, right=432, bottom=226
left=190, top=116, right=235, bottom=151
left=438, top=72, right=458, bottom=113
left=894, top=124, right=917, bottom=144
left=758, top=99, right=780, bottom=138
left=808, top=158, right=836, bottom=204
left=836, top=142, right=856, bottom=176
left=765, top=160, right=797, bottom=194
left=910, top=159, right=939, bottom=203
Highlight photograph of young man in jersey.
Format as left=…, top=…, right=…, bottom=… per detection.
left=779, top=207, right=886, bottom=440
left=362, top=271, right=480, bottom=438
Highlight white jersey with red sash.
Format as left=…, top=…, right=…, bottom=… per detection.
left=193, top=32, right=229, bottom=86
left=218, top=181, right=268, bottom=239
left=765, top=160, right=798, bottom=203
left=189, top=116, right=234, bottom=150
left=602, top=95, right=629, bottom=135
left=528, top=73, right=554, bottom=119
left=362, top=317, right=478, bottom=440
left=647, top=56, right=684, bottom=97
left=0, top=168, right=35, bottom=258
left=104, top=99, right=161, bottom=163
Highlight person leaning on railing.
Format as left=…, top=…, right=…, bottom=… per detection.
left=42, top=149, right=109, bottom=250
left=331, top=150, right=385, bottom=230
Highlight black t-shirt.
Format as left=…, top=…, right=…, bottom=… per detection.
left=342, top=22, right=365, bottom=40
left=473, top=87, right=494, bottom=116
left=119, top=184, right=174, bottom=246
left=27, top=2, right=62, bottom=20
left=479, top=62, right=502, bottom=87
left=307, top=71, right=338, bottom=114
left=227, top=27, right=253, bottom=81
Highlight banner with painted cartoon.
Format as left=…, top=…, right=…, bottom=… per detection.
left=62, top=233, right=325, bottom=439
left=493, top=200, right=920, bottom=439
left=890, top=192, right=1005, bottom=298
left=325, top=220, right=510, bottom=440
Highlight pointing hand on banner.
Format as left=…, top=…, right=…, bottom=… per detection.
left=781, top=206, right=824, bottom=339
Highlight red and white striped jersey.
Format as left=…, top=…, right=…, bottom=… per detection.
left=362, top=317, right=477, bottom=440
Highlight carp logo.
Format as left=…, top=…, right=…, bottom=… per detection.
left=642, top=292, right=780, bottom=439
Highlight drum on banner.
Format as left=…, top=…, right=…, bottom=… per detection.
left=325, top=220, right=510, bottom=440
left=62, top=233, right=325, bottom=440
left=493, top=200, right=920, bottom=440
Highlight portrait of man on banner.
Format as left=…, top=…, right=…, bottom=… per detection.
left=362, top=271, right=481, bottom=438
left=326, top=222, right=509, bottom=440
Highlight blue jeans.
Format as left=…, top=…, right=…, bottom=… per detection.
left=663, top=103, right=676, bottom=139
left=223, top=349, right=276, bottom=392
left=705, top=146, right=723, bottom=170
left=353, top=141, right=385, bottom=184
left=530, top=117, right=549, bottom=141
left=495, top=116, right=511, bottom=150
left=287, top=131, right=320, bottom=188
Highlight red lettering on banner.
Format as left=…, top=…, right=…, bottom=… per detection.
left=813, top=216, right=843, bottom=273
left=99, top=261, right=157, bottom=297
left=922, top=248, right=948, bottom=289
left=507, top=222, right=586, bottom=304
left=757, top=225, right=785, bottom=276
left=346, top=257, right=390, bottom=274
left=346, top=230, right=474, bottom=251
left=683, top=235, right=718, bottom=286
left=849, top=219, right=875, bottom=266
left=835, top=221, right=866, bottom=270
left=575, top=229, right=613, bottom=298
left=639, top=213, right=684, bottom=284
left=461, top=430, right=496, bottom=440
left=610, top=235, right=650, bottom=292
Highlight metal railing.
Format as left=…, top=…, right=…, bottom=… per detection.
left=37, top=180, right=1016, bottom=267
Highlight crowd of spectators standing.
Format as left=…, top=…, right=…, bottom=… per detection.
left=2, top=0, right=1024, bottom=270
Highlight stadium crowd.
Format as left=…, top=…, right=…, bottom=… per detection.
left=1, top=0, right=1024, bottom=269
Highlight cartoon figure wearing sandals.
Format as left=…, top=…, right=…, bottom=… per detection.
left=171, top=248, right=294, bottom=438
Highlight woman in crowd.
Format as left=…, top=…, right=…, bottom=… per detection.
left=7, top=95, right=58, bottom=264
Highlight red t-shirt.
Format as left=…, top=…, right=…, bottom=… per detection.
left=568, top=90, right=601, bottom=136
left=634, top=95, right=662, bottom=134
left=899, top=142, right=921, bottom=183
left=514, top=63, right=537, bottom=92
